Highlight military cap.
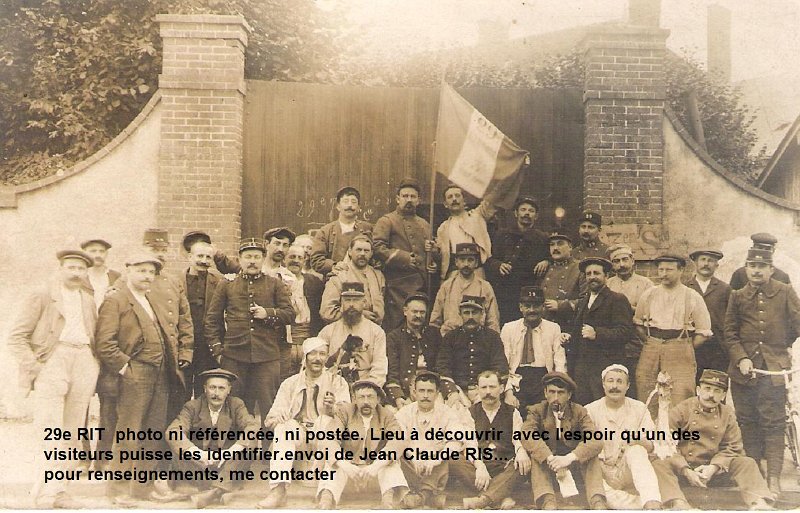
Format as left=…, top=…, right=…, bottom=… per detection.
left=542, top=371, right=577, bottom=393
left=514, top=196, right=539, bottom=211
left=397, top=177, right=421, bottom=194
left=579, top=257, right=613, bottom=273
left=263, top=227, right=296, bottom=244
left=352, top=379, right=386, bottom=400
left=653, top=253, right=686, bottom=267
left=454, top=242, right=480, bottom=257
left=689, top=249, right=723, bottom=261
left=414, top=370, right=441, bottom=387
left=56, top=250, right=94, bottom=268
left=198, top=368, right=239, bottom=383
left=459, top=295, right=485, bottom=311
left=548, top=231, right=573, bottom=244
left=601, top=364, right=629, bottom=380
left=404, top=293, right=430, bottom=306
left=340, top=281, right=366, bottom=297
left=125, top=252, right=163, bottom=272
left=519, top=286, right=545, bottom=305
left=350, top=233, right=373, bottom=246
left=239, top=237, right=266, bottom=254
left=607, top=243, right=633, bottom=261
left=336, top=186, right=361, bottom=203
left=698, top=369, right=729, bottom=391
left=80, top=239, right=112, bottom=250
left=750, top=232, right=778, bottom=246
left=746, top=248, right=773, bottom=264
left=182, top=231, right=212, bottom=252
left=580, top=211, right=602, bottom=228
left=143, top=228, right=169, bottom=248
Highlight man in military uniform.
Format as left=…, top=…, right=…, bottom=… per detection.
left=651, top=370, right=774, bottom=510
left=501, top=286, right=567, bottom=414
left=204, top=238, right=294, bottom=427
left=373, top=177, right=436, bottom=330
left=485, top=197, right=551, bottom=324
left=95, top=252, right=193, bottom=504
left=634, top=254, right=712, bottom=409
left=318, top=282, right=388, bottom=386
left=310, top=186, right=373, bottom=277
left=385, top=293, right=441, bottom=408
left=451, top=370, right=531, bottom=510
left=166, top=368, right=259, bottom=509
left=729, top=233, right=791, bottom=290
left=520, top=372, right=607, bottom=510
left=435, top=184, right=496, bottom=280
left=431, top=242, right=500, bottom=336
left=572, top=212, right=608, bottom=262
left=321, top=234, right=385, bottom=325
left=566, top=257, right=634, bottom=405
left=541, top=232, right=583, bottom=331
left=724, top=247, right=800, bottom=495
left=606, top=243, right=653, bottom=397
left=213, top=227, right=297, bottom=283
left=687, top=249, right=731, bottom=379
left=182, top=231, right=222, bottom=399
left=435, top=295, right=509, bottom=406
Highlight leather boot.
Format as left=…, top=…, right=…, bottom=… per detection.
left=258, top=484, right=288, bottom=509
left=191, top=488, right=222, bottom=509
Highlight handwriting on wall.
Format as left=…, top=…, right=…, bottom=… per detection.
left=601, top=224, right=669, bottom=259
left=295, top=196, right=396, bottom=222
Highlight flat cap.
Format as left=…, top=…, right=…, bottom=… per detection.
left=352, top=379, right=386, bottom=400
left=239, top=237, right=266, bottom=254
left=198, top=368, right=239, bottom=383
left=653, top=253, right=686, bottom=266
left=57, top=250, right=94, bottom=267
left=607, top=243, right=633, bottom=261
left=542, top=371, right=577, bottom=393
left=397, top=177, right=421, bottom=193
left=579, top=257, right=613, bottom=273
left=263, top=227, right=296, bottom=244
left=143, top=228, right=169, bottom=248
left=699, top=369, right=729, bottom=391
left=182, top=231, right=211, bottom=252
left=689, top=249, right=723, bottom=261
left=514, top=196, right=539, bottom=211
left=459, top=295, right=485, bottom=310
left=746, top=248, right=772, bottom=264
left=404, top=293, right=430, bottom=306
left=340, top=281, right=366, bottom=297
left=80, top=239, right=112, bottom=250
left=750, top=232, right=778, bottom=246
left=125, top=252, right=163, bottom=272
left=548, top=231, right=573, bottom=244
left=454, top=242, right=480, bottom=257
left=580, top=211, right=602, bottom=227
left=519, top=286, right=545, bottom=305
left=336, top=186, right=361, bottom=202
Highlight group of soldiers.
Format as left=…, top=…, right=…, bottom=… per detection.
left=8, top=177, right=799, bottom=510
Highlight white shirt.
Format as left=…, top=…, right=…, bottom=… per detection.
left=479, top=403, right=524, bottom=454
left=209, top=405, right=221, bottom=426
left=59, top=285, right=90, bottom=344
left=289, top=275, right=311, bottom=324
left=129, top=287, right=156, bottom=321
left=339, top=220, right=356, bottom=234
left=694, top=276, right=711, bottom=294
left=87, top=268, right=110, bottom=310
left=501, top=318, right=567, bottom=391
left=587, top=292, right=599, bottom=309
left=586, top=396, right=655, bottom=462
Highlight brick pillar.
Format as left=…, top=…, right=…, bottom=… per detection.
left=156, top=14, right=250, bottom=267
left=582, top=25, right=669, bottom=226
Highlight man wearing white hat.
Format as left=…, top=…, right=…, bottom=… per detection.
left=259, top=337, right=351, bottom=508
left=585, top=365, right=663, bottom=510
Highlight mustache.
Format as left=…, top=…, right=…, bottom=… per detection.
left=197, top=262, right=211, bottom=267
left=246, top=263, right=259, bottom=268
left=608, top=389, right=622, bottom=394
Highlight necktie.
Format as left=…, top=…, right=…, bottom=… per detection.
left=524, top=328, right=535, bottom=364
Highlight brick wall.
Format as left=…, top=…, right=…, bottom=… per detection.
left=156, top=14, right=250, bottom=268
left=582, top=25, right=670, bottom=225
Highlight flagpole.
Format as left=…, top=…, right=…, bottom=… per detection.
left=426, top=70, right=448, bottom=301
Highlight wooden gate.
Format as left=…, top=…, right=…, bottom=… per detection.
left=242, top=81, right=584, bottom=237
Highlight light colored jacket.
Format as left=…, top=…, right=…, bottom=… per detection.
left=436, top=201, right=495, bottom=279
left=7, top=281, right=97, bottom=393
left=265, top=369, right=351, bottom=428
left=320, top=262, right=385, bottom=324
left=501, top=317, right=566, bottom=391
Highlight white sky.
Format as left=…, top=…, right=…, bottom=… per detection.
left=322, top=0, right=800, bottom=83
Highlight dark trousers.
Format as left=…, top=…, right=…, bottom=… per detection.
left=517, top=366, right=546, bottom=416
left=400, top=459, right=449, bottom=495
left=221, top=357, right=280, bottom=425
left=279, top=343, right=304, bottom=381
left=109, top=360, right=170, bottom=498
left=172, top=455, right=250, bottom=492
left=653, top=456, right=772, bottom=506
left=694, top=337, right=728, bottom=381
left=96, top=393, right=118, bottom=468
left=449, top=458, right=522, bottom=504
left=190, top=334, right=215, bottom=399
left=730, top=377, right=786, bottom=479
left=572, top=359, right=605, bottom=406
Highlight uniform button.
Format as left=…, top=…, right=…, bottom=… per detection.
left=250, top=319, right=254, bottom=323
left=168, top=311, right=173, bottom=315
left=250, top=328, right=255, bottom=331
left=168, top=300, right=173, bottom=304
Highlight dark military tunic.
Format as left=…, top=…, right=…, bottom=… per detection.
left=572, top=240, right=609, bottom=262
left=435, top=326, right=509, bottom=397
left=384, top=325, right=441, bottom=405
left=485, top=225, right=550, bottom=323
left=540, top=258, right=584, bottom=329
